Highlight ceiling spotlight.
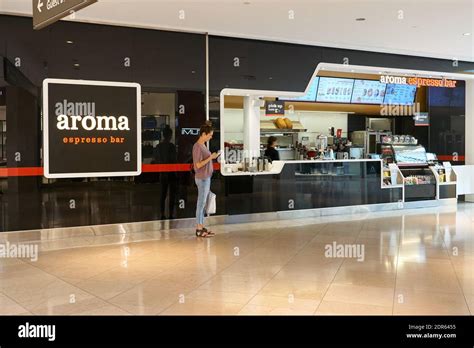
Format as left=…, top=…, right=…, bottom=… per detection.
left=191, top=70, right=196, bottom=74
left=74, top=63, right=80, bottom=67
left=355, top=18, right=366, bottom=21
left=268, top=77, right=273, bottom=80
left=463, top=32, right=471, bottom=36
left=66, top=40, right=74, bottom=44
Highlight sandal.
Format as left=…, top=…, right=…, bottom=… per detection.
left=195, top=229, right=213, bottom=238
left=202, top=227, right=215, bottom=236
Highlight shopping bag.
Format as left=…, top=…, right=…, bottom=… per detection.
left=206, top=191, right=216, bottom=215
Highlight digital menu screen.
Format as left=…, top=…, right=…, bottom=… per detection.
left=316, top=77, right=354, bottom=103
left=383, top=84, right=416, bottom=105
left=351, top=80, right=386, bottom=104
left=281, top=77, right=319, bottom=102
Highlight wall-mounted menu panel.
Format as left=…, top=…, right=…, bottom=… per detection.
left=351, top=79, right=386, bottom=104
left=280, top=77, right=319, bottom=102
left=383, top=84, right=416, bottom=105
left=316, top=77, right=354, bottom=103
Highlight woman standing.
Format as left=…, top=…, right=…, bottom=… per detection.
left=192, top=122, right=219, bottom=238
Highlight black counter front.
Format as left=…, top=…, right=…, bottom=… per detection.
left=223, top=160, right=402, bottom=215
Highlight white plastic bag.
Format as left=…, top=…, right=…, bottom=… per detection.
left=206, top=191, right=216, bottom=215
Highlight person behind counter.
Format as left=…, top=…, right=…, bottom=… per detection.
left=264, top=136, right=280, bottom=162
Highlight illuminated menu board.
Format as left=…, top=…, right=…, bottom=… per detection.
left=383, top=84, right=417, bottom=105
left=351, top=80, right=386, bottom=104
left=281, top=77, right=319, bottom=102
left=316, top=77, right=354, bottom=103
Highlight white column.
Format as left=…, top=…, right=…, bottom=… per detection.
left=243, top=96, right=261, bottom=159
left=465, top=80, right=474, bottom=201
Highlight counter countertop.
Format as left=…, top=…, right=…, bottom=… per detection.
left=221, top=159, right=383, bottom=176
left=271, top=159, right=380, bottom=163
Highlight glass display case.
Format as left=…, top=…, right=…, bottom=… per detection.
left=391, top=144, right=428, bottom=166
left=391, top=144, right=436, bottom=201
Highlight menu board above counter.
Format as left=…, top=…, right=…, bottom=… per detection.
left=273, top=76, right=419, bottom=107
left=280, top=77, right=319, bottom=102
left=383, top=84, right=417, bottom=105
left=316, top=77, right=354, bottom=103
left=351, top=79, right=386, bottom=104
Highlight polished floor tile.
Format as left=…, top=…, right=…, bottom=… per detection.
left=0, top=293, right=30, bottom=315
left=161, top=298, right=244, bottom=315
left=393, top=289, right=470, bottom=315
left=323, top=283, right=395, bottom=307
left=0, top=203, right=472, bottom=315
left=332, top=269, right=396, bottom=289
left=257, top=278, right=329, bottom=301
left=240, top=295, right=320, bottom=315
left=315, top=300, right=392, bottom=315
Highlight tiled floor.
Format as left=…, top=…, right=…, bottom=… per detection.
left=0, top=203, right=473, bottom=315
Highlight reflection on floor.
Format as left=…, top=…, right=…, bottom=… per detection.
left=0, top=203, right=473, bottom=315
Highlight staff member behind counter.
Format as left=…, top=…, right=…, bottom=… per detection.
left=264, top=136, right=280, bottom=162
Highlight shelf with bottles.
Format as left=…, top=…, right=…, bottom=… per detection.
left=430, top=163, right=457, bottom=185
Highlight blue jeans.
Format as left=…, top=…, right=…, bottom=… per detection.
left=195, top=177, right=211, bottom=225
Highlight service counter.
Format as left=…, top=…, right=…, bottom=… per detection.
left=221, top=159, right=404, bottom=216
left=220, top=158, right=470, bottom=217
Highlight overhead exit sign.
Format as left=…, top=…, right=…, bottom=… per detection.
left=33, top=0, right=97, bottom=30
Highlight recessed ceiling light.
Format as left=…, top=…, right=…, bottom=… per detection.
left=268, top=77, right=273, bottom=80
left=355, top=18, right=366, bottom=21
left=378, top=72, right=383, bottom=74
left=351, top=70, right=355, bottom=72
left=191, top=70, right=195, bottom=74
left=66, top=40, right=73, bottom=44
left=463, top=32, right=471, bottom=36
left=74, top=63, right=80, bottom=67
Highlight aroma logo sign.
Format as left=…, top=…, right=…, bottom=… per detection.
left=55, top=101, right=130, bottom=131
left=380, top=75, right=407, bottom=84
left=43, top=79, right=141, bottom=178
left=380, top=75, right=457, bottom=88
